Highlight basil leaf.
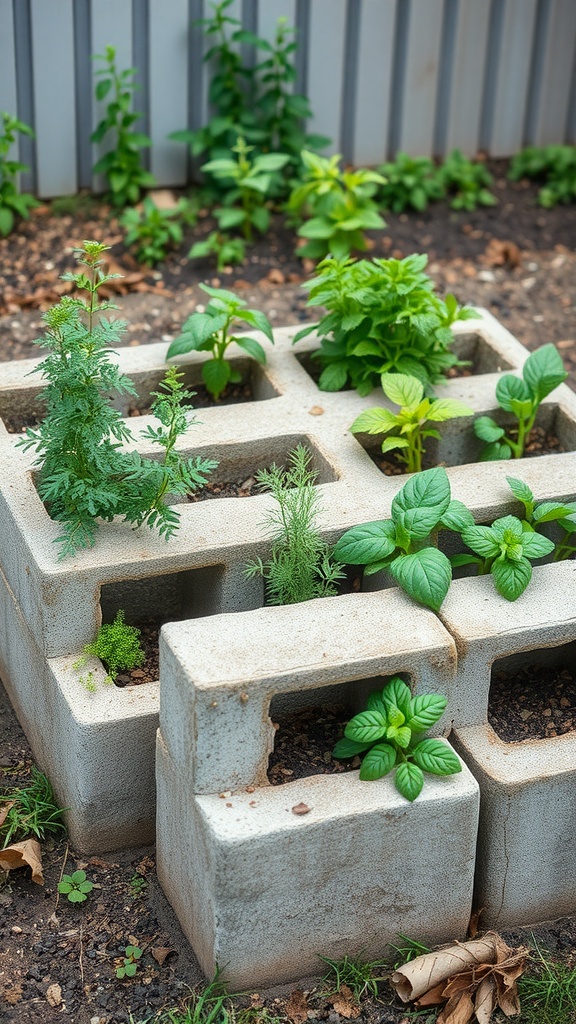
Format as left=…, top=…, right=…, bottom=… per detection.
left=391, top=466, right=451, bottom=519
left=359, top=743, right=396, bottom=781
left=522, top=344, right=567, bottom=402
left=411, top=738, right=462, bottom=776
left=381, top=677, right=412, bottom=719
left=395, top=761, right=424, bottom=802
left=461, top=525, right=501, bottom=558
left=345, top=709, right=388, bottom=744
left=520, top=532, right=555, bottom=559
left=389, top=548, right=452, bottom=612
left=492, top=556, right=532, bottom=600
left=332, top=737, right=372, bottom=759
left=496, top=374, right=531, bottom=412
left=474, top=416, right=505, bottom=443
left=407, top=694, right=448, bottom=732
left=333, top=521, right=396, bottom=565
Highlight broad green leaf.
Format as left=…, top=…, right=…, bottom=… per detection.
left=440, top=500, right=475, bottom=532
left=333, top=520, right=396, bottom=565
left=478, top=440, right=512, bottom=461
left=366, top=692, right=388, bottom=714
left=332, top=737, right=372, bottom=759
left=474, top=416, right=505, bottom=443
left=496, top=374, right=531, bottom=412
left=389, top=547, right=452, bottom=612
left=318, top=362, right=349, bottom=391
left=358, top=743, right=396, bottom=780
left=489, top=515, right=523, bottom=542
left=391, top=466, right=451, bottom=521
left=450, top=553, right=482, bottom=568
left=201, top=157, right=238, bottom=175
left=241, top=308, right=274, bottom=343
left=380, top=436, right=409, bottom=452
left=506, top=476, right=534, bottom=511
left=461, top=525, right=501, bottom=558
left=215, top=206, right=246, bottom=229
left=345, top=709, right=388, bottom=744
left=380, top=372, right=423, bottom=408
left=386, top=724, right=411, bottom=748
left=412, top=738, right=461, bottom=776
left=352, top=341, right=384, bottom=357
left=522, top=344, right=567, bottom=402
left=200, top=283, right=240, bottom=303
left=298, top=217, right=337, bottom=239
left=381, top=677, right=412, bottom=719
left=350, top=408, right=398, bottom=435
left=426, top=398, right=474, bottom=422
left=520, top=531, right=555, bottom=559
left=492, top=556, right=532, bottom=600
left=394, top=504, right=447, bottom=540
left=255, top=153, right=290, bottom=172
left=532, top=501, right=576, bottom=524
left=407, top=693, right=448, bottom=732
left=395, top=761, right=424, bottom=801
left=234, top=336, right=267, bottom=364
left=202, top=358, right=230, bottom=398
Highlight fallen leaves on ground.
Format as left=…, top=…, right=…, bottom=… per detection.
left=390, top=931, right=528, bottom=1023
left=0, top=838, right=44, bottom=883
left=329, top=983, right=361, bottom=1019
left=285, top=988, right=309, bottom=1023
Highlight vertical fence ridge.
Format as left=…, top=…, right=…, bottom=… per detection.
left=388, top=0, right=409, bottom=157
left=74, top=0, right=92, bottom=190
left=433, top=0, right=458, bottom=158
left=132, top=0, right=150, bottom=174
left=523, top=0, right=551, bottom=145
left=12, top=0, right=35, bottom=192
left=340, top=0, right=361, bottom=163
left=566, top=34, right=576, bottom=143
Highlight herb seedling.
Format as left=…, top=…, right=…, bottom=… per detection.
left=58, top=870, right=94, bottom=903
left=474, top=344, right=568, bottom=459
left=201, top=136, right=289, bottom=240
left=129, top=873, right=147, bottom=898
left=333, top=466, right=473, bottom=611
left=286, top=150, right=386, bottom=259
left=350, top=372, right=473, bottom=474
left=74, top=610, right=145, bottom=685
left=378, top=152, right=443, bottom=213
left=1, top=766, right=65, bottom=848
left=91, top=45, right=156, bottom=207
left=294, top=254, right=479, bottom=394
left=0, top=112, right=38, bottom=236
left=454, top=514, right=555, bottom=600
left=437, top=149, right=497, bottom=210
left=18, top=242, right=217, bottom=557
left=167, top=284, right=274, bottom=400
left=121, top=196, right=196, bottom=266
left=189, top=230, right=246, bottom=271
left=509, top=145, right=576, bottom=208
left=333, top=677, right=461, bottom=801
left=116, top=945, right=143, bottom=979
left=506, top=476, right=576, bottom=562
left=244, top=445, right=345, bottom=605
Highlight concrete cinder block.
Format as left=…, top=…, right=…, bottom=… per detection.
left=451, top=723, right=576, bottom=928
left=156, top=731, right=480, bottom=989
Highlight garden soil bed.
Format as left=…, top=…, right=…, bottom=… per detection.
left=2, top=157, right=576, bottom=1022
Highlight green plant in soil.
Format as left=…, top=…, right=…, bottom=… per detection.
left=0, top=766, right=66, bottom=848
left=453, top=514, right=555, bottom=600
left=388, top=934, right=432, bottom=970
left=474, top=344, right=568, bottom=460
left=506, top=476, right=576, bottom=561
left=167, top=284, right=274, bottom=400
left=91, top=45, right=156, bottom=207
left=244, top=445, right=345, bottom=605
left=0, top=111, right=38, bottom=236
left=436, top=149, right=497, bottom=210
left=121, top=196, right=197, bottom=266
left=286, top=150, right=386, bottom=260
left=517, top=938, right=576, bottom=1024
left=58, top=869, right=94, bottom=903
left=116, top=944, right=143, bottom=980
left=294, top=254, right=480, bottom=394
left=508, top=145, right=576, bottom=208
left=74, top=610, right=145, bottom=685
left=188, top=230, right=246, bottom=272
left=319, top=952, right=388, bottom=1001
left=377, top=151, right=443, bottom=213
left=18, top=241, right=217, bottom=558
left=201, top=136, right=289, bottom=241
left=350, top=372, right=473, bottom=474
left=333, top=466, right=473, bottom=612
left=332, top=677, right=461, bottom=801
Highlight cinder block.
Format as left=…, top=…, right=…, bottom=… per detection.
left=451, top=723, right=576, bottom=928
left=156, top=731, right=480, bottom=989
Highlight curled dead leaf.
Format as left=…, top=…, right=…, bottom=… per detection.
left=0, top=839, right=44, bottom=884
left=151, top=946, right=174, bottom=965
left=330, top=983, right=361, bottom=1019
left=0, top=800, right=16, bottom=828
left=285, top=988, right=309, bottom=1024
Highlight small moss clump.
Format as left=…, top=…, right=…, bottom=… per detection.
left=79, top=610, right=145, bottom=684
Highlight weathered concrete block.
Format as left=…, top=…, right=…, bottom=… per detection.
left=451, top=723, right=576, bottom=928
left=156, top=731, right=480, bottom=989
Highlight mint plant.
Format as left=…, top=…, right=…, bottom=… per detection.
left=294, top=254, right=479, bottom=394
left=189, top=230, right=246, bottom=272
left=333, top=677, right=461, bottom=801
left=333, top=467, right=473, bottom=612
left=0, top=112, right=38, bottom=236
left=350, top=372, right=473, bottom=474
left=243, top=445, right=344, bottom=605
left=116, top=945, right=143, bottom=980
left=18, top=242, right=217, bottom=557
left=167, top=284, right=274, bottom=399
left=506, top=476, right=576, bottom=562
left=474, top=344, right=567, bottom=460
left=121, top=196, right=196, bottom=266
left=437, top=150, right=497, bottom=211
left=74, top=610, right=145, bottom=685
left=286, top=151, right=385, bottom=260
left=454, top=515, right=555, bottom=600
left=201, top=136, right=289, bottom=240
left=508, top=145, right=576, bottom=207
left=91, top=45, right=156, bottom=207
left=377, top=152, right=443, bottom=212
left=58, top=870, right=94, bottom=904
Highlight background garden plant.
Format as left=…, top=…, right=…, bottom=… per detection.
left=188, top=230, right=246, bottom=272
left=377, top=152, right=443, bottom=213
left=506, top=476, right=576, bottom=562
left=200, top=136, right=289, bottom=241
left=436, top=149, right=497, bottom=210
left=74, top=609, right=145, bottom=686
left=0, top=111, right=38, bottom=236
left=121, top=196, right=198, bottom=266
left=509, top=145, right=576, bottom=208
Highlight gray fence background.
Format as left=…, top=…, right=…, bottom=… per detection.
left=1, top=0, right=575, bottom=199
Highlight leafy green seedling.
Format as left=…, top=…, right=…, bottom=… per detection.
left=454, top=514, right=555, bottom=600
left=474, top=344, right=567, bottom=459
left=121, top=197, right=196, bottom=266
left=189, top=230, right=246, bottom=272
left=244, top=445, right=345, bottom=605
left=378, top=152, right=443, bottom=213
left=350, top=372, right=473, bottom=474
left=74, top=610, right=145, bottom=685
left=201, top=136, right=289, bottom=241
left=58, top=870, right=94, bottom=904
left=1, top=766, right=66, bottom=848
left=437, top=149, right=497, bottom=210
left=129, top=873, right=147, bottom=898
left=506, top=476, right=576, bottom=562
left=333, top=677, right=461, bottom=801
left=167, top=284, right=274, bottom=400
left=116, top=944, right=143, bottom=979
left=286, top=150, right=386, bottom=260
left=333, top=466, right=473, bottom=611
left=0, top=112, right=38, bottom=236
left=294, top=254, right=479, bottom=394
left=319, top=952, right=388, bottom=1001
left=509, top=145, right=576, bottom=208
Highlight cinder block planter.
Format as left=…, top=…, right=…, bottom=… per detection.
left=156, top=598, right=478, bottom=988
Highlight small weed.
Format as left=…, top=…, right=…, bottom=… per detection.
left=509, top=145, right=576, bottom=207
left=437, top=149, right=497, bottom=210
left=378, top=152, right=443, bottom=212
left=388, top=933, right=431, bottom=970
left=58, top=869, right=94, bottom=903
left=122, top=197, right=196, bottom=266
left=319, top=952, right=388, bottom=1001
left=133, top=969, right=232, bottom=1022
left=0, top=111, right=38, bottom=235
left=74, top=609, right=145, bottom=685
left=129, top=872, right=147, bottom=897
left=0, top=765, right=66, bottom=847
left=189, top=231, right=246, bottom=272
left=517, top=938, right=576, bottom=1023
left=116, top=944, right=143, bottom=980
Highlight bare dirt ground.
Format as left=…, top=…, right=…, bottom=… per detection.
left=1, top=161, right=576, bottom=1023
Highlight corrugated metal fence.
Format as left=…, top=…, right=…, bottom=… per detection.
left=1, top=0, right=575, bottom=198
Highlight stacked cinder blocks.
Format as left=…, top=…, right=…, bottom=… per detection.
left=1, top=310, right=576, bottom=959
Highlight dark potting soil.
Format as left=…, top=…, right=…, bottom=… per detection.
left=187, top=469, right=266, bottom=502
left=488, top=661, right=576, bottom=742
left=268, top=703, right=357, bottom=785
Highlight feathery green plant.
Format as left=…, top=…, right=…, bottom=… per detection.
left=74, top=610, right=145, bottom=685
left=18, top=241, right=217, bottom=558
left=244, top=445, right=344, bottom=605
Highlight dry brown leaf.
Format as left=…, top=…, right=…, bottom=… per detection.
left=330, top=983, right=361, bottom=1019
left=3, top=982, right=23, bottom=1005
left=151, top=946, right=174, bottom=965
left=474, top=976, right=497, bottom=1024
left=482, top=239, right=522, bottom=268
left=0, top=800, right=15, bottom=828
left=285, top=988, right=309, bottom=1024
left=291, top=803, right=311, bottom=815
left=0, top=839, right=44, bottom=883
left=46, top=982, right=63, bottom=1007
left=437, top=991, right=475, bottom=1024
